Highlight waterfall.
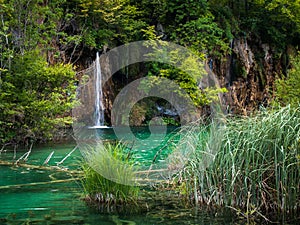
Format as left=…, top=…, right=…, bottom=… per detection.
left=94, top=52, right=105, bottom=126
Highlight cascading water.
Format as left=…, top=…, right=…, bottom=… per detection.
left=94, top=52, right=105, bottom=127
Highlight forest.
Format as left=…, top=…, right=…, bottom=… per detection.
left=1, top=0, right=300, bottom=146
left=0, top=0, right=300, bottom=224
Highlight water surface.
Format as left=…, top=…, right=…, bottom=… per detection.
left=0, top=128, right=236, bottom=224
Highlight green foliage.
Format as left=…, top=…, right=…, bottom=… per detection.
left=161, top=0, right=228, bottom=56
left=156, top=67, right=207, bottom=106
left=0, top=0, right=79, bottom=145
left=275, top=54, right=300, bottom=106
left=80, top=142, right=140, bottom=204
left=74, top=0, right=150, bottom=48
left=0, top=0, right=72, bottom=59
left=266, top=0, right=300, bottom=32
left=0, top=51, right=77, bottom=144
left=209, top=0, right=300, bottom=51
left=142, top=63, right=225, bottom=107
left=140, top=40, right=223, bottom=107
left=1, top=0, right=300, bottom=143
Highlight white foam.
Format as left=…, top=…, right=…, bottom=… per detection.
left=88, top=125, right=110, bottom=129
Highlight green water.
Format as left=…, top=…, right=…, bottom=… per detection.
left=0, top=128, right=236, bottom=224
left=95, top=126, right=178, bottom=166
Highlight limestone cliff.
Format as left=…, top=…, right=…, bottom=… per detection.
left=213, top=36, right=291, bottom=115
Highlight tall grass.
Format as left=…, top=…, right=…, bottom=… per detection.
left=172, top=105, right=300, bottom=218
left=80, top=142, right=140, bottom=204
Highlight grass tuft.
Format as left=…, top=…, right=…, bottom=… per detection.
left=172, top=105, right=300, bottom=219
left=80, top=142, right=140, bottom=205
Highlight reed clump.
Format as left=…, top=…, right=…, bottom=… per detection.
left=172, top=105, right=300, bottom=220
left=80, top=142, right=139, bottom=205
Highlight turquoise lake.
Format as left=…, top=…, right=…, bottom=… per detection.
left=0, top=127, right=237, bottom=224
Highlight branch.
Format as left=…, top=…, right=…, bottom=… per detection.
left=56, top=145, right=78, bottom=166
left=0, top=177, right=81, bottom=190
left=23, top=142, right=33, bottom=161
left=13, top=144, right=17, bottom=159
left=0, top=143, right=11, bottom=154
left=0, top=160, right=82, bottom=175
left=43, top=151, right=54, bottom=165
left=15, top=142, right=33, bottom=164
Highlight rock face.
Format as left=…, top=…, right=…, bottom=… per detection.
left=215, top=36, right=286, bottom=115
left=75, top=36, right=291, bottom=123
left=101, top=53, right=114, bottom=124
left=73, top=52, right=114, bottom=127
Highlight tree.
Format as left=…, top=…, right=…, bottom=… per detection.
left=0, top=0, right=79, bottom=146
left=0, top=51, right=77, bottom=146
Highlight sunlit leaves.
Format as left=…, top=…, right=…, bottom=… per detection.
left=275, top=53, right=300, bottom=107
left=0, top=51, right=77, bottom=144
left=76, top=0, right=148, bottom=47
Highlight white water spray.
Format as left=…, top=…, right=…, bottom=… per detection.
left=94, top=52, right=105, bottom=127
